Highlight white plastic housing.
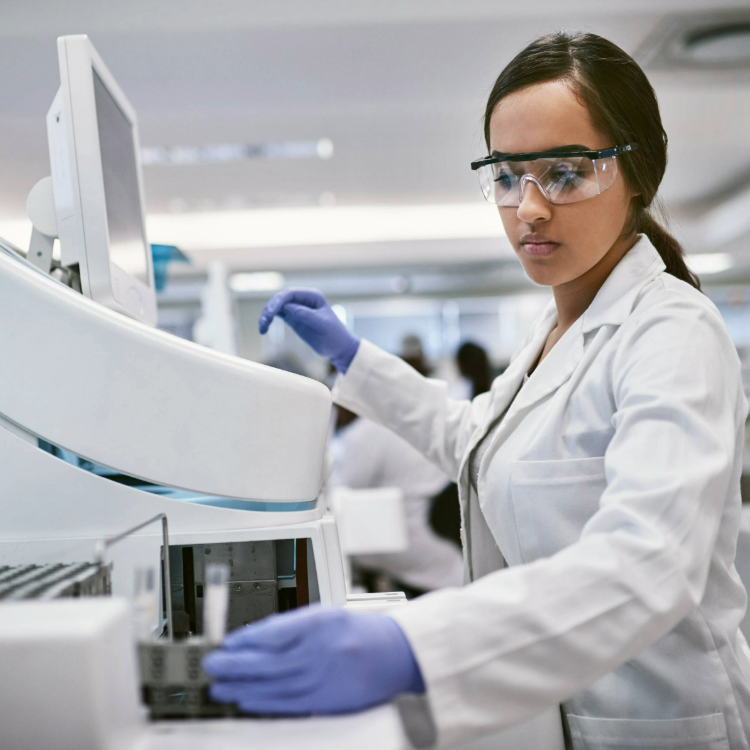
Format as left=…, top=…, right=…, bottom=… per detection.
left=0, top=598, right=144, bottom=750
left=0, top=248, right=331, bottom=501
left=0, top=422, right=349, bottom=627
left=47, top=34, right=157, bottom=325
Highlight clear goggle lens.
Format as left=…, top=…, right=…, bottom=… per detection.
left=476, top=154, right=618, bottom=207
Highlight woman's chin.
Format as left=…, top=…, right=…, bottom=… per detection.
left=516, top=255, right=587, bottom=288
left=520, top=264, right=568, bottom=288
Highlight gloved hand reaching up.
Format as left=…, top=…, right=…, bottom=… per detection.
left=202, top=606, right=425, bottom=715
left=258, top=288, right=360, bottom=373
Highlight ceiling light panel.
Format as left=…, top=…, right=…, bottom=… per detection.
left=147, top=203, right=506, bottom=251
left=141, top=138, right=333, bottom=166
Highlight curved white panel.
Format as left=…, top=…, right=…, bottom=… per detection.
left=0, top=250, right=331, bottom=501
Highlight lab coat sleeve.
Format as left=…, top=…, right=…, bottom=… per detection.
left=387, top=296, right=747, bottom=747
left=332, top=340, right=488, bottom=482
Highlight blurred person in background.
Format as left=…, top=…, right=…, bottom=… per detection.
left=399, top=333, right=431, bottom=376
left=331, top=402, right=463, bottom=599
left=455, top=341, right=493, bottom=399
left=331, top=335, right=462, bottom=597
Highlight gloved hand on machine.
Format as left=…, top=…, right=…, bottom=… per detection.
left=258, top=288, right=360, bottom=374
left=202, top=606, right=425, bottom=714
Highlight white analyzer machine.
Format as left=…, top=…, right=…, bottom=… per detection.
left=0, top=34, right=564, bottom=750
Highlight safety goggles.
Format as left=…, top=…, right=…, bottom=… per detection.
left=470, top=144, right=637, bottom=207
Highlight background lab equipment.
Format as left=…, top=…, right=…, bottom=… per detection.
left=0, top=35, right=564, bottom=750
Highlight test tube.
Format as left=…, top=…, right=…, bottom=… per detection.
left=203, top=563, right=230, bottom=644
left=132, top=567, right=157, bottom=641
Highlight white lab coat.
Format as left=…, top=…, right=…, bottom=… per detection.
left=332, top=235, right=750, bottom=749
left=331, top=417, right=464, bottom=592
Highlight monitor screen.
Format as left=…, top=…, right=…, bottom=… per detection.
left=93, top=70, right=150, bottom=287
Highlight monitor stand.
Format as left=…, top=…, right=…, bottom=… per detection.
left=26, top=175, right=58, bottom=274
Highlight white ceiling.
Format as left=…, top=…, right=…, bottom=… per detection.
left=1, top=0, right=749, bottom=277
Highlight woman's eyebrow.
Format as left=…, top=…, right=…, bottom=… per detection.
left=544, top=143, right=591, bottom=153
left=491, top=144, right=591, bottom=157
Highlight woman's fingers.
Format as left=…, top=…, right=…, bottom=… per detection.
left=210, top=681, right=319, bottom=715
left=203, top=648, right=306, bottom=681
left=258, top=290, right=293, bottom=333
left=258, top=289, right=327, bottom=334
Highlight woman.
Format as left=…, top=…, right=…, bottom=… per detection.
left=204, top=32, right=750, bottom=749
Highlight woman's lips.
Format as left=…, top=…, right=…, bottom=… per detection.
left=521, top=241, right=560, bottom=257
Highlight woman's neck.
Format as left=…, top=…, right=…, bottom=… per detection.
left=552, top=233, right=638, bottom=333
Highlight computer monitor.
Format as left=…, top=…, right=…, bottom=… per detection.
left=46, top=35, right=157, bottom=326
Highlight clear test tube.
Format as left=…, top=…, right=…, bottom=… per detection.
left=133, top=567, right=157, bottom=641
left=204, top=563, right=230, bottom=644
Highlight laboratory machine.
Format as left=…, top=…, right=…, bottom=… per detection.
left=0, top=34, right=564, bottom=750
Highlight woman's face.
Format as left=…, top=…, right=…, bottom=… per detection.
left=488, top=80, right=635, bottom=287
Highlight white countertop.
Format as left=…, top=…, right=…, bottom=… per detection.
left=139, top=703, right=565, bottom=750
left=141, top=704, right=409, bottom=750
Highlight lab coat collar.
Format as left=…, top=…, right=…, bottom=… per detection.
left=477, top=307, right=558, bottom=429
left=508, top=313, right=582, bottom=416
left=580, top=234, right=666, bottom=334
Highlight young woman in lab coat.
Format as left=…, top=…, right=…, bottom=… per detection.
left=204, top=32, right=750, bottom=749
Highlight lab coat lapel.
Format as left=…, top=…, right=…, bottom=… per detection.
left=509, top=316, right=584, bottom=416
left=454, top=315, right=557, bottom=581
left=486, top=309, right=557, bottom=425
left=455, top=313, right=554, bottom=485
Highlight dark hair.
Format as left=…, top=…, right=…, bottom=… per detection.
left=456, top=341, right=492, bottom=398
left=483, top=31, right=700, bottom=290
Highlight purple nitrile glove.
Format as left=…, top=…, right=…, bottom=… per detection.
left=202, top=605, right=425, bottom=715
left=258, top=288, right=360, bottom=374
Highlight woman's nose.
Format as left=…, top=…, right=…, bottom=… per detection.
left=516, top=179, right=552, bottom=224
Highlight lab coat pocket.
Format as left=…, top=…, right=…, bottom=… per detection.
left=510, top=456, right=606, bottom=562
left=567, top=713, right=729, bottom=750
